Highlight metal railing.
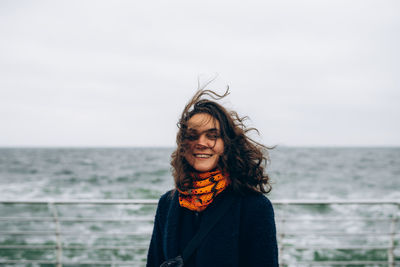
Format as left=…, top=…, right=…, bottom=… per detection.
left=275, top=200, right=400, bottom=266
left=0, top=199, right=399, bottom=266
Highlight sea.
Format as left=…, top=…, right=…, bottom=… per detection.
left=0, top=147, right=399, bottom=266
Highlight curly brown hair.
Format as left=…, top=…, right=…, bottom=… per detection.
left=170, top=88, right=272, bottom=195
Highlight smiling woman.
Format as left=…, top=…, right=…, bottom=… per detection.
left=147, top=88, right=278, bottom=267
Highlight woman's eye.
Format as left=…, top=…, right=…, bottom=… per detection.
left=207, top=133, right=219, bottom=140
left=186, top=134, right=198, bottom=141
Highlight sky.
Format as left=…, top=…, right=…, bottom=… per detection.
left=0, top=0, right=399, bottom=147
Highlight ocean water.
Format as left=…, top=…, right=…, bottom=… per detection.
left=0, top=147, right=399, bottom=266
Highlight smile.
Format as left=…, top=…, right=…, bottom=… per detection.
left=194, top=154, right=212, bottom=158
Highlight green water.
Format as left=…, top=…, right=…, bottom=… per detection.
left=0, top=147, right=399, bottom=266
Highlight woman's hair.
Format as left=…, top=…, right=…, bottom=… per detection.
left=171, top=87, right=272, bottom=195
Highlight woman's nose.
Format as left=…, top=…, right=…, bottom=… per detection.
left=195, top=134, right=209, bottom=148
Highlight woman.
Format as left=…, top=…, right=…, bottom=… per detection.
left=147, top=88, right=278, bottom=267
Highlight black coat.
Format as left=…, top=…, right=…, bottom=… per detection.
left=146, top=187, right=279, bottom=267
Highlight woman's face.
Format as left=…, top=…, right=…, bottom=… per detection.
left=184, top=113, right=225, bottom=172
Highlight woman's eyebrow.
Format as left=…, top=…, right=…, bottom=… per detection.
left=187, top=128, right=219, bottom=133
left=205, top=128, right=219, bottom=132
left=187, top=128, right=198, bottom=133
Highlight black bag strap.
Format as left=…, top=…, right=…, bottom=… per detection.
left=181, top=194, right=234, bottom=263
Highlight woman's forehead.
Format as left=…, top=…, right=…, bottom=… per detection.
left=187, top=113, right=220, bottom=130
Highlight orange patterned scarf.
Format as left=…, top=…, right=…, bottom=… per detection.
left=178, top=169, right=230, bottom=212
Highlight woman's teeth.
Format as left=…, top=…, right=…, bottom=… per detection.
left=194, top=154, right=212, bottom=158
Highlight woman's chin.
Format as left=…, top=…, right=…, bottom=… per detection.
left=192, top=163, right=216, bottom=172
left=185, top=155, right=218, bottom=172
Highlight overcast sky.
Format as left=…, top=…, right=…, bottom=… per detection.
left=0, top=0, right=399, bottom=147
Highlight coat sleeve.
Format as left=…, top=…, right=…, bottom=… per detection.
left=146, top=195, right=166, bottom=267
left=239, top=194, right=279, bottom=267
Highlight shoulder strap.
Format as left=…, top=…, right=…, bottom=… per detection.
left=182, top=194, right=234, bottom=263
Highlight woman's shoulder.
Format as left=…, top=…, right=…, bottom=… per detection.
left=153, top=189, right=178, bottom=223
left=157, top=189, right=178, bottom=209
left=241, top=191, right=273, bottom=204
left=240, top=192, right=275, bottom=218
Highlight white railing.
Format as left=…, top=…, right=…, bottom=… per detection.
left=0, top=199, right=399, bottom=266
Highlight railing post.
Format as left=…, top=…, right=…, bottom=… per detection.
left=278, top=203, right=288, bottom=267
left=388, top=204, right=398, bottom=267
left=49, top=202, right=63, bottom=267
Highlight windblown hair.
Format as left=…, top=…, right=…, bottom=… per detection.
left=171, top=87, right=272, bottom=195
